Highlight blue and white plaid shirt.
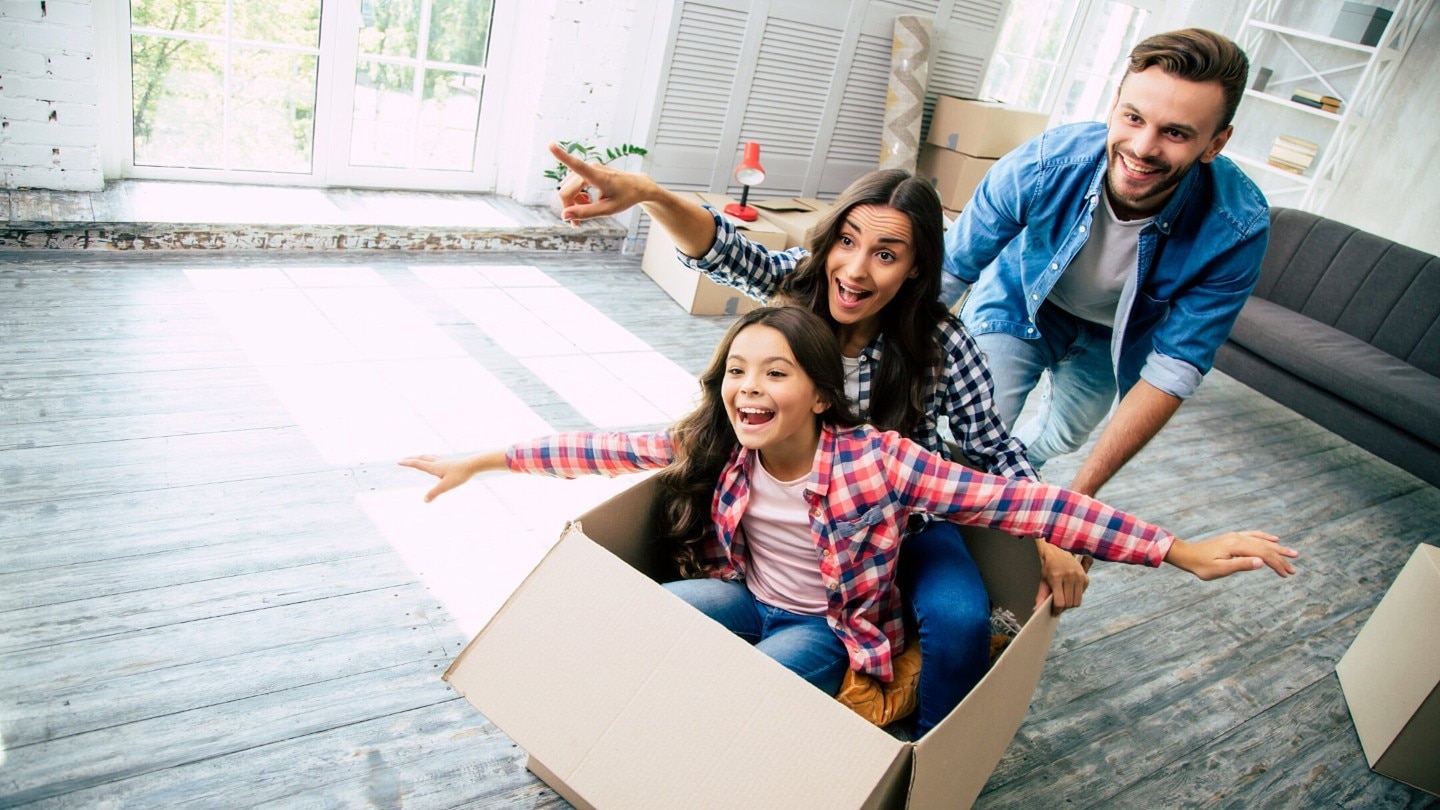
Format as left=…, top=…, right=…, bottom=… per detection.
left=682, top=206, right=1037, bottom=481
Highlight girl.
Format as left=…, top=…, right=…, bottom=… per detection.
left=551, top=146, right=1084, bottom=732
left=401, top=306, right=1297, bottom=701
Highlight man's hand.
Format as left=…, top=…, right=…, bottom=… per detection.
left=1034, top=538, right=1091, bottom=615
left=1164, top=531, right=1299, bottom=580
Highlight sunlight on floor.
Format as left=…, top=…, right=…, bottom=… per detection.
left=185, top=262, right=695, bottom=634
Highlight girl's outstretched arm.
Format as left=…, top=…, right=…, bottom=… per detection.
left=1163, top=530, right=1299, bottom=580
left=399, top=450, right=507, bottom=503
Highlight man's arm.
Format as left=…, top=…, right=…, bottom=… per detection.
left=1069, top=378, right=1182, bottom=497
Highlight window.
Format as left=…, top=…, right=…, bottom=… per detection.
left=980, top=0, right=1164, bottom=125
left=112, top=0, right=506, bottom=189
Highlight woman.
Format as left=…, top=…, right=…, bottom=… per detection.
left=551, top=146, right=1090, bottom=733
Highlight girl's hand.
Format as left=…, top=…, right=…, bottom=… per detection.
left=399, top=452, right=502, bottom=502
left=1164, top=530, right=1299, bottom=580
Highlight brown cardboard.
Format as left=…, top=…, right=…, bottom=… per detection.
left=640, top=192, right=785, bottom=316
left=751, top=197, right=833, bottom=248
left=1336, top=543, right=1440, bottom=796
left=917, top=145, right=996, bottom=211
left=444, top=476, right=1059, bottom=809
left=925, top=96, right=1049, bottom=159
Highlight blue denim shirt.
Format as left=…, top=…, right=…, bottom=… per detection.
left=942, top=122, right=1269, bottom=399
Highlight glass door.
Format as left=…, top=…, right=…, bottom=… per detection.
left=121, top=0, right=500, bottom=190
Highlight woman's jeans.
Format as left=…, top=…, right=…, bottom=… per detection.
left=973, top=302, right=1117, bottom=469
left=663, top=578, right=849, bottom=695
left=900, top=518, right=991, bottom=734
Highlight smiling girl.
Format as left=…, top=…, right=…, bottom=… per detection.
left=400, top=306, right=1297, bottom=703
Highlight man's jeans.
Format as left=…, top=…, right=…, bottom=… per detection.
left=974, top=303, right=1117, bottom=469
left=663, top=578, right=849, bottom=695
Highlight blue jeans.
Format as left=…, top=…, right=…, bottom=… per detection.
left=900, top=519, right=991, bottom=733
left=973, top=302, right=1117, bottom=469
left=663, top=578, right=849, bottom=695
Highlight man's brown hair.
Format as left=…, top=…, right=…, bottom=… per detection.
left=1127, top=28, right=1250, bottom=131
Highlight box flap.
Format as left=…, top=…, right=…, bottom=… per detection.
left=1337, top=544, right=1440, bottom=768
left=909, top=526, right=1057, bottom=808
left=751, top=198, right=820, bottom=213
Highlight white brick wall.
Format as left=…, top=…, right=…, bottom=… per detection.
left=0, top=0, right=103, bottom=191
left=494, top=0, right=664, bottom=206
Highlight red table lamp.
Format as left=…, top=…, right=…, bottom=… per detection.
left=723, top=142, right=766, bottom=221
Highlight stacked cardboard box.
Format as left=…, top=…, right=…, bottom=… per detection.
left=750, top=197, right=833, bottom=249
left=640, top=192, right=785, bottom=315
left=444, top=476, right=1061, bottom=809
left=918, top=97, right=1048, bottom=211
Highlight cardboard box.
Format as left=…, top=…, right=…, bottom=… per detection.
left=1331, top=2, right=1392, bottom=46
left=917, top=145, right=997, bottom=211
left=641, top=192, right=785, bottom=316
left=925, top=97, right=1048, bottom=159
left=1336, top=543, right=1440, bottom=796
left=444, top=476, right=1060, bottom=809
left=750, top=197, right=833, bottom=249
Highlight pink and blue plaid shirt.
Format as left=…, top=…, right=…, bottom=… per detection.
left=507, top=424, right=1175, bottom=682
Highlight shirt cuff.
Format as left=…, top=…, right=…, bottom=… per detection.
left=1140, top=352, right=1202, bottom=400
left=677, top=206, right=730, bottom=270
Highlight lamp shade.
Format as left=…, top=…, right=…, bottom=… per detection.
left=734, top=142, right=766, bottom=186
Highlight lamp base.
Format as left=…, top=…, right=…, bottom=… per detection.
left=723, top=202, right=759, bottom=222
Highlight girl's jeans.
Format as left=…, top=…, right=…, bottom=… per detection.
left=663, top=578, right=849, bottom=695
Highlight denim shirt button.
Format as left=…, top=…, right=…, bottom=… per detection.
left=1027, top=327, right=1035, bottom=334
left=1079, top=225, right=1086, bottom=233
left=1031, top=293, right=1039, bottom=301
left=1050, top=262, right=1059, bottom=270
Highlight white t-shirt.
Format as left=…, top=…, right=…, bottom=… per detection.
left=740, top=452, right=828, bottom=616
left=1048, top=194, right=1154, bottom=326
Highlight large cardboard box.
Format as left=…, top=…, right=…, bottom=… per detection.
left=444, top=476, right=1060, bottom=809
left=641, top=192, right=785, bottom=316
left=751, top=197, right=833, bottom=249
left=1336, top=543, right=1440, bottom=796
left=917, top=145, right=997, bottom=211
left=925, top=97, right=1048, bottom=159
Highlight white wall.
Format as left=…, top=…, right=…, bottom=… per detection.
left=1312, top=3, right=1439, bottom=255
left=490, top=0, right=669, bottom=206
left=0, top=0, right=103, bottom=191
left=3, top=0, right=1436, bottom=256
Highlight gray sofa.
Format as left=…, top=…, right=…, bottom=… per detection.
left=1215, top=208, right=1440, bottom=488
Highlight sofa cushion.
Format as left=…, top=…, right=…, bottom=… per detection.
left=1253, top=208, right=1440, bottom=376
left=1229, top=297, right=1440, bottom=446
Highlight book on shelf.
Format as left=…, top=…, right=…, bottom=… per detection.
left=1267, top=134, right=1319, bottom=174
left=1291, top=88, right=1342, bottom=112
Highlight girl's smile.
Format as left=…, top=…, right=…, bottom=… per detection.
left=721, top=324, right=828, bottom=480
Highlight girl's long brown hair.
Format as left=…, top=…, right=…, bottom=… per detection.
left=772, top=169, right=949, bottom=437
left=655, top=306, right=858, bottom=578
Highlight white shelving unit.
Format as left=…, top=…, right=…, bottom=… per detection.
left=1231, top=0, right=1434, bottom=211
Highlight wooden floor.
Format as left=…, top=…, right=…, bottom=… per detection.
left=2, top=248, right=1436, bottom=809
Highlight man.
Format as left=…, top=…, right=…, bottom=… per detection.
left=941, top=27, right=1269, bottom=498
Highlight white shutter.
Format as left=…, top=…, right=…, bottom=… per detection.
left=639, top=0, right=1008, bottom=242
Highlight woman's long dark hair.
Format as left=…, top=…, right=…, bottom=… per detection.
left=656, top=306, right=858, bottom=578
left=773, top=170, right=948, bottom=437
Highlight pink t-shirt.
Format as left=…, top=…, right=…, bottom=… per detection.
left=740, top=452, right=828, bottom=616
